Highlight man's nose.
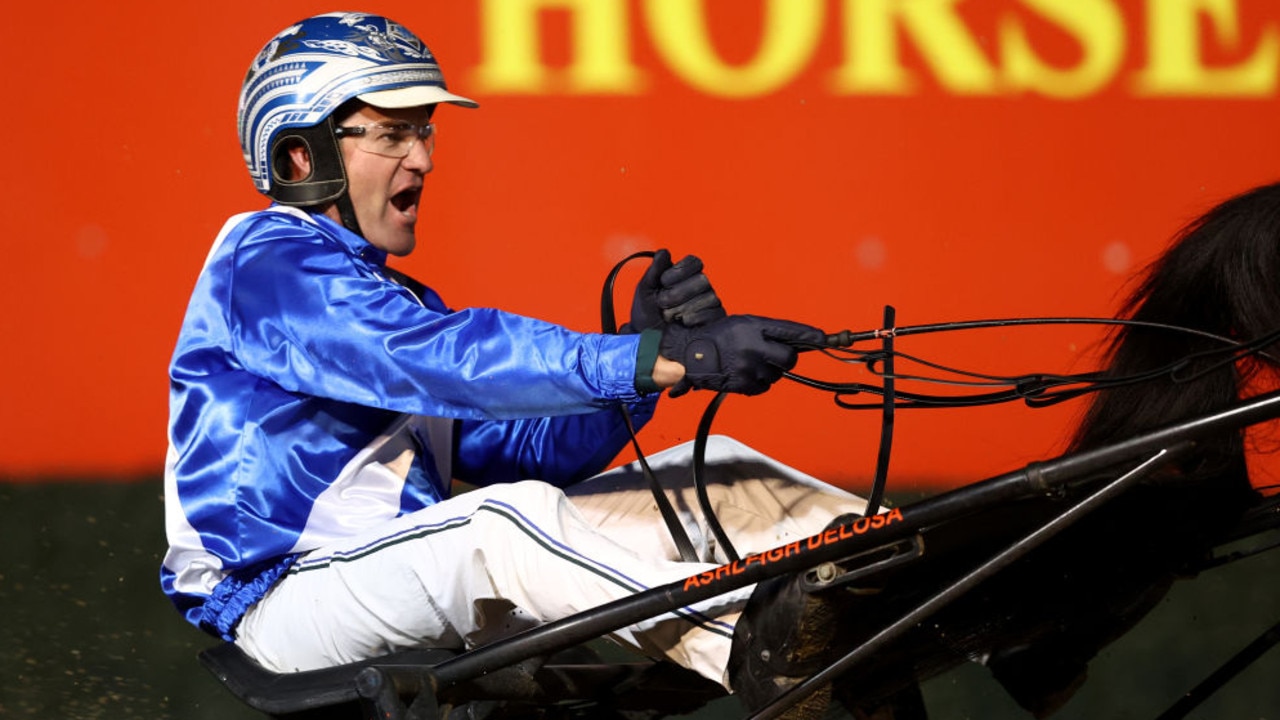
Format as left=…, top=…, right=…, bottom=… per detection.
left=402, top=137, right=433, bottom=172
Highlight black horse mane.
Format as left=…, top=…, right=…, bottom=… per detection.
left=1070, top=180, right=1280, bottom=498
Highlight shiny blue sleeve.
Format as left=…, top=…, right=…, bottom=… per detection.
left=226, top=228, right=648, bottom=419
left=455, top=396, right=658, bottom=487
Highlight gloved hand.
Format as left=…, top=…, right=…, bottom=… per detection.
left=660, top=315, right=825, bottom=397
left=625, top=249, right=727, bottom=333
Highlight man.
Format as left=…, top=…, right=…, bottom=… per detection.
left=162, top=12, right=865, bottom=717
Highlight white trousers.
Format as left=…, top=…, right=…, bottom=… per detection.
left=234, top=436, right=866, bottom=686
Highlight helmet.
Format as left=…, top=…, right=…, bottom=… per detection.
left=237, top=12, right=477, bottom=205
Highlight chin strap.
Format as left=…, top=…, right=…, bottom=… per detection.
left=333, top=192, right=364, bottom=238
left=324, top=115, right=364, bottom=238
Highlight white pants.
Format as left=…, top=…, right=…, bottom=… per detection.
left=234, top=436, right=866, bottom=686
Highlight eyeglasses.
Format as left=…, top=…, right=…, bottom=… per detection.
left=334, top=122, right=435, bottom=159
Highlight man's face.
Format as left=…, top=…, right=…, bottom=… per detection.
left=334, top=104, right=435, bottom=256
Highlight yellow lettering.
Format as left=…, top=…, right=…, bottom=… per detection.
left=1134, top=0, right=1279, bottom=96
left=642, top=0, right=822, bottom=98
left=830, top=0, right=998, bottom=95
left=999, top=0, right=1126, bottom=98
left=472, top=0, right=645, bottom=94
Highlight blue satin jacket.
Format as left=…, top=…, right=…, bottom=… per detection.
left=162, top=207, right=658, bottom=639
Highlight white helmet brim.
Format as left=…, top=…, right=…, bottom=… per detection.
left=359, top=85, right=479, bottom=110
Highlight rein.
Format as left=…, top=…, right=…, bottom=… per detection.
left=600, top=253, right=1280, bottom=562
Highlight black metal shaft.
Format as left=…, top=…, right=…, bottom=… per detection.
left=415, top=390, right=1280, bottom=694
left=750, top=445, right=1188, bottom=720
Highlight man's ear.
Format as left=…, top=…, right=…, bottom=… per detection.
left=284, top=140, right=313, bottom=182
left=267, top=124, right=347, bottom=206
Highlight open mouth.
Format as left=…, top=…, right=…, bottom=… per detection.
left=390, top=188, right=420, bottom=215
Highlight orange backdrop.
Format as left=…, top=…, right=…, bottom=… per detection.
left=4, top=0, right=1280, bottom=491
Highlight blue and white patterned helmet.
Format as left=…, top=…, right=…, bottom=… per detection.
left=238, top=12, right=478, bottom=198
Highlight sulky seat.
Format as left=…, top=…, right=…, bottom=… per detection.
left=199, top=640, right=726, bottom=720
left=199, top=643, right=458, bottom=719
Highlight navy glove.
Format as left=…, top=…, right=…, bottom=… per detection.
left=660, top=315, right=825, bottom=397
left=625, top=249, right=726, bottom=333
